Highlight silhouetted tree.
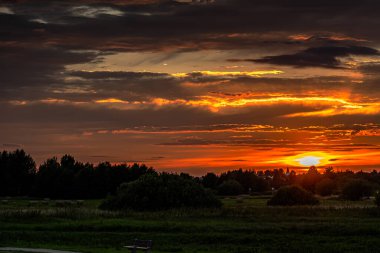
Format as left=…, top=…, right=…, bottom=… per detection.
left=301, top=166, right=322, bottom=193
left=0, top=150, right=36, bottom=196
left=202, top=172, right=219, bottom=189
left=288, top=170, right=297, bottom=185
left=272, top=169, right=287, bottom=189
left=341, top=179, right=373, bottom=200
left=3, top=150, right=380, bottom=201
left=61, top=155, right=76, bottom=172
left=32, top=155, right=156, bottom=199
left=324, top=167, right=336, bottom=179
left=218, top=169, right=270, bottom=193
left=315, top=178, right=335, bottom=196
left=218, top=179, right=243, bottom=196
left=73, top=163, right=95, bottom=199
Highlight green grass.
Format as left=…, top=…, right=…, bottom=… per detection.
left=1, top=196, right=380, bottom=253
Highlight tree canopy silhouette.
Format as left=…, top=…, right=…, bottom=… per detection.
left=1, top=149, right=380, bottom=201
left=0, top=150, right=35, bottom=196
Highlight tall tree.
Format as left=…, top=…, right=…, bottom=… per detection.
left=0, top=150, right=36, bottom=196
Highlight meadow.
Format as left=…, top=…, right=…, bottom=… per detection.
left=1, top=196, right=380, bottom=253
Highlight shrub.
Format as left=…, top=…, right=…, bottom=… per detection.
left=217, top=180, right=244, bottom=196
left=99, top=173, right=222, bottom=211
left=341, top=179, right=373, bottom=201
left=267, top=185, right=319, bottom=206
left=315, top=178, right=335, bottom=196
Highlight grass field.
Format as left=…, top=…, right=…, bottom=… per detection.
left=1, top=196, right=380, bottom=253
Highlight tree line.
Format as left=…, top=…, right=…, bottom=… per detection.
left=0, top=150, right=155, bottom=199
left=203, top=166, right=380, bottom=200
left=1, top=149, right=380, bottom=201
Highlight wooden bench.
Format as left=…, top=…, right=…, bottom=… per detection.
left=124, top=239, right=153, bottom=253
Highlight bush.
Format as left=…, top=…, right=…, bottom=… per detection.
left=217, top=180, right=244, bottom=196
left=99, top=173, right=222, bottom=211
left=267, top=185, right=319, bottom=206
left=315, top=178, right=335, bottom=196
left=341, top=179, right=373, bottom=201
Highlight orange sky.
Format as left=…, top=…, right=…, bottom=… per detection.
left=1, top=1, right=380, bottom=174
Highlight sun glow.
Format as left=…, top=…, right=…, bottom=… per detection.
left=282, top=152, right=337, bottom=167
left=297, top=156, right=322, bottom=166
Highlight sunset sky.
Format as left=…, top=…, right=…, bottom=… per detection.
left=1, top=0, right=380, bottom=174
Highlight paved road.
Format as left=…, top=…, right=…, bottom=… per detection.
left=0, top=248, right=81, bottom=253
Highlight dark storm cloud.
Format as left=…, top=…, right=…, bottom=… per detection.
left=1, top=0, right=380, bottom=53
left=1, top=2, right=377, bottom=111
left=0, top=47, right=99, bottom=84
left=230, top=46, right=379, bottom=69
left=0, top=46, right=100, bottom=101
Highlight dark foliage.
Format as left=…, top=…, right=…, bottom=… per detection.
left=99, top=173, right=222, bottom=211
left=341, top=179, right=373, bottom=201
left=0, top=150, right=36, bottom=196
left=267, top=185, right=319, bottom=206
left=202, top=172, right=219, bottom=189
left=217, top=180, right=244, bottom=196
left=315, top=178, right=335, bottom=196
left=2, top=149, right=380, bottom=202
left=0, top=149, right=155, bottom=199
left=218, top=169, right=270, bottom=193
left=33, top=157, right=156, bottom=199
left=300, top=166, right=321, bottom=193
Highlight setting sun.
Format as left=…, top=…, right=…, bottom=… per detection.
left=282, top=152, right=337, bottom=167
left=297, top=156, right=322, bottom=166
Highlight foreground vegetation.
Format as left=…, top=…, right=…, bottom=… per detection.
left=1, top=197, right=380, bottom=253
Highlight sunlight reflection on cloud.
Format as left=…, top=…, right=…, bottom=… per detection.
left=70, top=6, right=124, bottom=18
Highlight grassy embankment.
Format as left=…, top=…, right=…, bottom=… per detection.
left=1, top=196, right=380, bottom=253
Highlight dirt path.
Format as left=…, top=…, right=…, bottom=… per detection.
left=0, top=248, right=81, bottom=253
